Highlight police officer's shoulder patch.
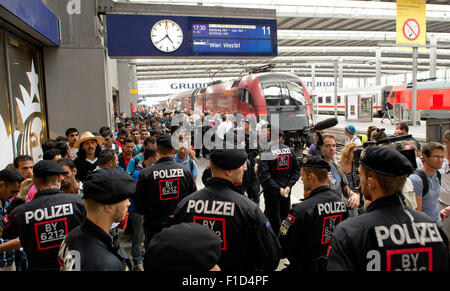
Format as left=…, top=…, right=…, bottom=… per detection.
left=280, top=214, right=296, bottom=236
left=280, top=220, right=290, bottom=236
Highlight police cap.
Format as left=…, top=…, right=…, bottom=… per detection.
left=157, top=133, right=174, bottom=149
left=145, top=222, right=221, bottom=271
left=82, top=168, right=136, bottom=204
left=301, top=156, right=331, bottom=171
left=359, top=146, right=414, bottom=177
left=210, top=147, right=247, bottom=170
left=33, top=160, right=66, bottom=179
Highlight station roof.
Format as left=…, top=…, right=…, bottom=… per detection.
left=121, top=0, right=450, bottom=85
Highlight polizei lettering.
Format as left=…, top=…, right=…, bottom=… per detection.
left=153, top=168, right=184, bottom=179
left=271, top=148, right=291, bottom=156
left=374, top=223, right=443, bottom=247
left=186, top=200, right=235, bottom=217
left=24, top=204, right=74, bottom=224
left=317, top=201, right=347, bottom=216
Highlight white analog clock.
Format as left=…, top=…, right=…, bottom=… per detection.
left=150, top=19, right=183, bottom=53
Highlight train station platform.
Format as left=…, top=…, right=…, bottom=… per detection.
left=314, top=114, right=426, bottom=145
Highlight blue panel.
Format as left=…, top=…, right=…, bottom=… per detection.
left=0, top=0, right=60, bottom=46
left=106, top=14, right=277, bottom=58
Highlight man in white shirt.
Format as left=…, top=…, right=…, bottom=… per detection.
left=256, top=114, right=268, bottom=134
left=215, top=114, right=233, bottom=141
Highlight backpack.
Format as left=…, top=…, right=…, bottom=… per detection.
left=386, top=101, right=393, bottom=110
left=413, top=169, right=442, bottom=197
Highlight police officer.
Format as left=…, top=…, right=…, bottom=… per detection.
left=1, top=160, right=85, bottom=271
left=279, top=156, right=349, bottom=271
left=135, top=133, right=197, bottom=246
left=243, top=118, right=261, bottom=204
left=172, top=146, right=281, bottom=271
left=58, top=168, right=134, bottom=271
left=327, top=146, right=450, bottom=271
left=259, top=126, right=300, bottom=236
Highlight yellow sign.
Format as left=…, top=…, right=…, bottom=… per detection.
left=130, top=89, right=138, bottom=94
left=396, top=0, right=426, bottom=46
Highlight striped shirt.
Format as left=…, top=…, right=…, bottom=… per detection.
left=343, top=166, right=360, bottom=194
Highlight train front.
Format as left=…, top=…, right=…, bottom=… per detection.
left=253, top=72, right=314, bottom=155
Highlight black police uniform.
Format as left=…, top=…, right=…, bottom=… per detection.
left=243, top=127, right=261, bottom=204
left=327, top=146, right=450, bottom=271
left=173, top=178, right=281, bottom=271
left=259, top=140, right=300, bottom=236
left=135, top=134, right=197, bottom=244
left=1, top=188, right=85, bottom=271
left=280, top=156, right=349, bottom=271
left=58, top=168, right=135, bottom=271
left=0, top=161, right=86, bottom=271
left=172, top=147, right=281, bottom=271
left=58, top=218, right=131, bottom=271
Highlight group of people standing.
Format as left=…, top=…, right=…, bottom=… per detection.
left=0, top=104, right=449, bottom=272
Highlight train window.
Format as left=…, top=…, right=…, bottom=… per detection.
left=286, top=82, right=305, bottom=105
left=337, top=96, right=341, bottom=104
left=326, top=96, right=331, bottom=104
left=262, top=82, right=305, bottom=107
left=262, top=82, right=286, bottom=106
left=318, top=96, right=323, bottom=103
left=237, top=88, right=253, bottom=105
left=247, top=91, right=255, bottom=106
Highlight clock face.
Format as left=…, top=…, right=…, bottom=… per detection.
left=151, top=19, right=183, bottom=53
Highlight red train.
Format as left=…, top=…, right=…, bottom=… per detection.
left=387, top=79, right=450, bottom=119
left=168, top=71, right=314, bottom=153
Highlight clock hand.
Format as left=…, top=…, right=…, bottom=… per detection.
left=155, top=35, right=168, bottom=45
left=166, top=35, right=174, bottom=43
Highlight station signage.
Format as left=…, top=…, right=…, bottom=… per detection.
left=396, top=0, right=426, bottom=46
left=106, top=14, right=277, bottom=58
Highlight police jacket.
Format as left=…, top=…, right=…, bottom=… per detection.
left=279, top=185, right=349, bottom=271
left=135, top=156, right=197, bottom=228
left=172, top=177, right=281, bottom=271
left=259, top=142, right=300, bottom=194
left=1, top=188, right=85, bottom=271
left=327, top=194, right=450, bottom=271
left=58, top=218, right=131, bottom=271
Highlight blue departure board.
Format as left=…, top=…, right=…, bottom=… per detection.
left=189, top=18, right=277, bottom=57
left=107, top=14, right=277, bottom=58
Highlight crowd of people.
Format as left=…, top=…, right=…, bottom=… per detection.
left=0, top=104, right=449, bottom=272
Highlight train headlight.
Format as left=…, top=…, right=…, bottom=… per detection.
left=284, top=98, right=290, bottom=105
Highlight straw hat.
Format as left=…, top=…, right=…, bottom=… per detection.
left=73, top=131, right=104, bottom=148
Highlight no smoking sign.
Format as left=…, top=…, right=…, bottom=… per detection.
left=402, top=18, right=420, bottom=41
